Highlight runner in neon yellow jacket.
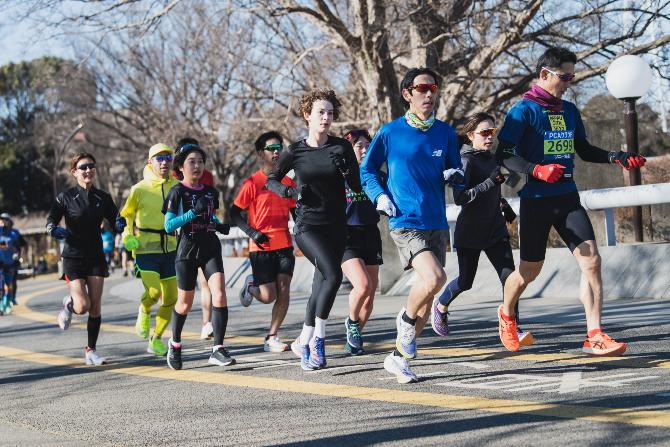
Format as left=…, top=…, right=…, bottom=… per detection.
left=120, top=143, right=179, bottom=356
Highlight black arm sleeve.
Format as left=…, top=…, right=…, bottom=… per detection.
left=342, top=141, right=362, bottom=193
left=290, top=207, right=297, bottom=222
left=495, top=138, right=537, bottom=175
left=46, top=194, right=65, bottom=236
left=574, top=138, right=612, bottom=164
left=453, top=155, right=496, bottom=206
left=266, top=147, right=295, bottom=198
left=103, top=195, right=121, bottom=233
left=229, top=204, right=256, bottom=237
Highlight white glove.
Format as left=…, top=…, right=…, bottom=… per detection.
left=443, top=168, right=466, bottom=187
left=376, top=194, right=397, bottom=217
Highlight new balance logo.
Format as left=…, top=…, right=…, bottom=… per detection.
left=431, top=150, right=443, bottom=157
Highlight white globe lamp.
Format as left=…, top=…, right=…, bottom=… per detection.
left=605, top=54, right=652, bottom=242
left=605, top=55, right=653, bottom=99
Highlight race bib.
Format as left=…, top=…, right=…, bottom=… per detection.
left=544, top=130, right=574, bottom=160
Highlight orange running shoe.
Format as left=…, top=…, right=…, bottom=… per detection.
left=518, top=329, right=534, bottom=347
left=582, top=332, right=627, bottom=356
left=498, top=304, right=520, bottom=351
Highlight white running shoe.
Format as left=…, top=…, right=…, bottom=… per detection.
left=384, top=353, right=418, bottom=384
left=264, top=335, right=289, bottom=352
left=57, top=295, right=73, bottom=330
left=85, top=349, right=107, bottom=366
left=201, top=321, right=214, bottom=340
left=238, top=274, right=254, bottom=307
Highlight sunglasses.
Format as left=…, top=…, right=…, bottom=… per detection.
left=153, top=155, right=173, bottom=163
left=77, top=163, right=96, bottom=171
left=345, top=130, right=372, bottom=141
left=542, top=67, right=576, bottom=82
left=262, top=144, right=283, bottom=152
left=472, top=128, right=497, bottom=137
left=177, top=143, right=200, bottom=154
left=407, top=84, right=438, bottom=93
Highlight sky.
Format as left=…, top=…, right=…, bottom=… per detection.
left=0, top=18, right=73, bottom=66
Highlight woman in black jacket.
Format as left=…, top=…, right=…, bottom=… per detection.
left=266, top=88, right=361, bottom=371
left=46, top=153, right=127, bottom=365
left=430, top=113, right=533, bottom=346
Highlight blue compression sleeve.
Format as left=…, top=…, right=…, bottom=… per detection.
left=165, top=210, right=195, bottom=233
left=212, top=214, right=219, bottom=223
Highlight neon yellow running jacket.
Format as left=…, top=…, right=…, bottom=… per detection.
left=120, top=165, right=179, bottom=255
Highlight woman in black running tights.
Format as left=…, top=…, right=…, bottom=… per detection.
left=47, top=153, right=127, bottom=365
left=431, top=113, right=533, bottom=346
left=266, top=88, right=361, bottom=371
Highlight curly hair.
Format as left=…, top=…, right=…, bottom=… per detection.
left=298, top=88, right=341, bottom=125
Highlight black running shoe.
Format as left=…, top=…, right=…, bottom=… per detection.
left=167, top=338, right=182, bottom=370
left=208, top=347, right=236, bottom=366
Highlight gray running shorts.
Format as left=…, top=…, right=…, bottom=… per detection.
left=389, top=227, right=449, bottom=270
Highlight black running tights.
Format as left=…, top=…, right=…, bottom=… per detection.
left=295, top=222, right=347, bottom=326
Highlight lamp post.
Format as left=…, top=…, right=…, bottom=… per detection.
left=606, top=55, right=653, bottom=242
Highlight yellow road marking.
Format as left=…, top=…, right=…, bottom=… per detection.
left=12, top=281, right=670, bottom=369
left=2, top=345, right=669, bottom=428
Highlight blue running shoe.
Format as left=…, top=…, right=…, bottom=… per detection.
left=431, top=298, right=450, bottom=336
left=10, top=294, right=16, bottom=306
left=308, top=336, right=326, bottom=369
left=345, top=341, right=366, bottom=356
left=345, top=317, right=362, bottom=349
left=291, top=336, right=316, bottom=371
left=396, top=308, right=416, bottom=359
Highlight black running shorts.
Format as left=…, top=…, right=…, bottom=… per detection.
left=175, top=243, right=224, bottom=291
left=62, top=257, right=109, bottom=283
left=341, top=224, right=383, bottom=266
left=249, top=246, right=295, bottom=287
left=519, top=191, right=596, bottom=262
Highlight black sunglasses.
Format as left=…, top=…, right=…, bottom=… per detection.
left=345, top=130, right=372, bottom=141
left=77, top=163, right=96, bottom=171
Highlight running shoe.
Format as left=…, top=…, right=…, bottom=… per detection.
left=123, top=271, right=128, bottom=277
left=345, top=318, right=362, bottom=348
left=167, top=338, right=182, bottom=370
left=135, top=306, right=150, bottom=339
left=10, top=294, right=17, bottom=306
left=396, top=308, right=417, bottom=359
left=291, top=336, right=316, bottom=371
left=431, top=298, right=449, bottom=336
left=264, top=335, right=289, bottom=352
left=498, top=304, right=520, bottom=352
left=201, top=321, right=214, bottom=340
left=517, top=328, right=534, bottom=347
left=384, top=353, right=418, bottom=384
left=583, top=332, right=627, bottom=356
left=345, top=342, right=366, bottom=356
left=147, top=337, right=168, bottom=356
left=57, top=295, right=73, bottom=330
left=308, top=336, right=326, bottom=369
left=238, top=274, right=254, bottom=307
left=3, top=298, right=12, bottom=315
left=85, top=349, right=107, bottom=366
left=209, top=347, right=236, bottom=366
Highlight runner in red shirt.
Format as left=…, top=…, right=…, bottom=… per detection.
left=229, top=131, right=297, bottom=352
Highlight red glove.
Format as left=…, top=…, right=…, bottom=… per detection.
left=610, top=151, right=646, bottom=170
left=532, top=164, right=566, bottom=183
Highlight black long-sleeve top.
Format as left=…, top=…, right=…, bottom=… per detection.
left=266, top=136, right=361, bottom=225
left=46, top=184, right=120, bottom=259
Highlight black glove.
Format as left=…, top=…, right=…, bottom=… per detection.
left=329, top=151, right=349, bottom=174
left=215, top=223, right=230, bottom=235
left=609, top=151, right=646, bottom=170
left=289, top=184, right=311, bottom=201
left=250, top=229, right=270, bottom=250
left=501, top=203, right=517, bottom=223
left=192, top=197, right=209, bottom=215
left=489, top=167, right=507, bottom=186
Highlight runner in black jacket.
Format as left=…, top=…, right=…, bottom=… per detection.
left=430, top=113, right=533, bottom=346
left=266, top=88, right=360, bottom=371
left=47, top=153, right=127, bottom=365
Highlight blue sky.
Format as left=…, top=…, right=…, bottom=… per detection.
left=0, top=19, right=73, bottom=66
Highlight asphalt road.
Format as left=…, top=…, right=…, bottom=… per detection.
left=1, top=272, right=669, bottom=446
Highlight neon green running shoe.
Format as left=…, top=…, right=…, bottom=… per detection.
left=147, top=337, right=167, bottom=356
left=136, top=306, right=150, bottom=339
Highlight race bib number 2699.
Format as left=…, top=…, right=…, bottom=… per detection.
left=544, top=130, right=574, bottom=160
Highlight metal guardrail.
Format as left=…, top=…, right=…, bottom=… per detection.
left=446, top=183, right=670, bottom=250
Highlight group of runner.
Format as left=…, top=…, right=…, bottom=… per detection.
left=45, top=47, right=645, bottom=380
